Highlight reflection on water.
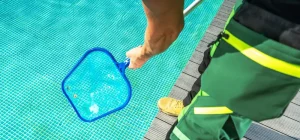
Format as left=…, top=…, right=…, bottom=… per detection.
left=89, top=103, right=99, bottom=114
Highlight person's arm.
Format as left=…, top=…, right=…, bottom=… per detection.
left=126, top=0, right=184, bottom=69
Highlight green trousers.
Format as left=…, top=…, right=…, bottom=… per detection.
left=170, top=91, right=252, bottom=140
left=170, top=2, right=300, bottom=140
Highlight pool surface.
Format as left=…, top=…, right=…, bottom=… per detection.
left=0, top=0, right=223, bottom=139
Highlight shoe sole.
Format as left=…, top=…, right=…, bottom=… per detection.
left=158, top=107, right=179, bottom=117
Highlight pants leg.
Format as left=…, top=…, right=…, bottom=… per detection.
left=166, top=37, right=253, bottom=139
left=169, top=91, right=252, bottom=140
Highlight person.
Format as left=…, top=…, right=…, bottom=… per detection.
left=126, top=0, right=300, bottom=139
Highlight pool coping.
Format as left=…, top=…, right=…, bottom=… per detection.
left=143, top=0, right=300, bottom=139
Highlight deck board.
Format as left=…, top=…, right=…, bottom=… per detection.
left=174, top=73, right=198, bottom=91
left=222, top=0, right=236, bottom=8
left=261, top=117, right=300, bottom=138
left=292, top=92, right=300, bottom=105
left=169, top=86, right=189, bottom=100
left=196, top=41, right=209, bottom=52
left=215, top=11, right=232, bottom=22
left=218, top=3, right=234, bottom=14
left=211, top=18, right=227, bottom=28
left=156, top=112, right=177, bottom=125
left=183, top=61, right=201, bottom=78
left=206, top=25, right=223, bottom=36
left=189, top=50, right=204, bottom=64
left=201, top=32, right=218, bottom=44
left=144, top=118, right=172, bottom=140
left=284, top=103, right=300, bottom=122
left=245, top=122, right=296, bottom=140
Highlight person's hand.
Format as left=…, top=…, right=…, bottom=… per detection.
left=126, top=0, right=184, bottom=69
left=126, top=45, right=152, bottom=69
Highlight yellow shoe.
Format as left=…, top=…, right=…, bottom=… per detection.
left=157, top=97, right=184, bottom=117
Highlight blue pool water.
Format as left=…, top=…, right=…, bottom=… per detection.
left=0, top=0, right=223, bottom=139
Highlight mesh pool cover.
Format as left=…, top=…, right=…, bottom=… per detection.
left=0, top=0, right=223, bottom=139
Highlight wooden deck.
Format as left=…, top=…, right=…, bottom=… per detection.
left=144, top=0, right=300, bottom=139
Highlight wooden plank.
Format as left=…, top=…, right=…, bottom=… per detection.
left=169, top=85, right=189, bottom=100
left=215, top=10, right=231, bottom=22
left=144, top=118, right=172, bottom=140
left=196, top=41, right=209, bottom=52
left=213, top=0, right=234, bottom=21
left=218, top=4, right=234, bottom=15
left=222, top=0, right=236, bottom=8
left=261, top=116, right=300, bottom=138
left=189, top=50, right=204, bottom=64
left=201, top=32, right=217, bottom=44
left=292, top=92, right=300, bottom=105
left=227, top=0, right=236, bottom=4
left=175, top=73, right=197, bottom=91
left=211, top=18, right=227, bottom=29
left=183, top=61, right=201, bottom=78
left=206, top=25, right=223, bottom=36
left=245, top=122, right=295, bottom=140
left=284, top=103, right=300, bottom=122
left=156, top=112, right=177, bottom=125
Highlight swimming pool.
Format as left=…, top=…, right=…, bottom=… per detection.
left=0, top=0, right=223, bottom=139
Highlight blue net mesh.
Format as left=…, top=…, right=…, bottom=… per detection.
left=62, top=49, right=130, bottom=121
